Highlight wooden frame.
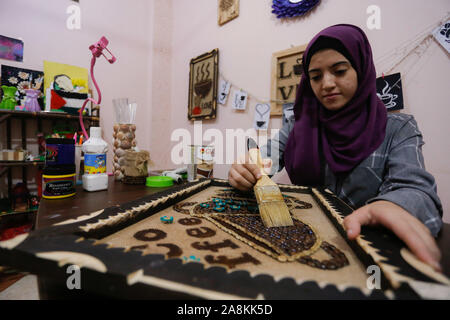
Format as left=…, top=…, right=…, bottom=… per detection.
left=218, top=0, right=239, bottom=26
left=1, top=178, right=447, bottom=299
left=270, top=44, right=307, bottom=116
left=188, top=49, right=219, bottom=121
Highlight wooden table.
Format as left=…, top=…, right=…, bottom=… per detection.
left=34, top=177, right=450, bottom=298
left=36, top=177, right=169, bottom=229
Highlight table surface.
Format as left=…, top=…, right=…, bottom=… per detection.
left=36, top=177, right=450, bottom=279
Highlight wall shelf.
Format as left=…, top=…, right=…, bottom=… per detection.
left=0, top=109, right=99, bottom=209
left=0, top=109, right=99, bottom=123
left=0, top=161, right=45, bottom=168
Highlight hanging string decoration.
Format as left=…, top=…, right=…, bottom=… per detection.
left=375, top=13, right=449, bottom=84
left=271, top=0, right=320, bottom=19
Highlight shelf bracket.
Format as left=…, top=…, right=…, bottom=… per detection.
left=0, top=114, right=12, bottom=124
left=0, top=167, right=7, bottom=177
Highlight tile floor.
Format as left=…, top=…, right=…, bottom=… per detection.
left=0, top=274, right=40, bottom=300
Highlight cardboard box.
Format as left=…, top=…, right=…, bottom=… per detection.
left=0, top=150, right=25, bottom=161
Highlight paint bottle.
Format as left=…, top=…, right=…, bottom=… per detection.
left=82, top=127, right=108, bottom=191
left=45, top=138, right=75, bottom=166
left=42, top=164, right=76, bottom=199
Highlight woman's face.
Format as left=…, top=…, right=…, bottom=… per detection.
left=308, top=49, right=358, bottom=111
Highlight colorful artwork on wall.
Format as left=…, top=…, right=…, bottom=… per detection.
left=43, top=60, right=90, bottom=115
left=1, top=65, right=44, bottom=110
left=43, top=60, right=89, bottom=94
left=271, top=0, right=320, bottom=19
left=0, top=35, right=24, bottom=62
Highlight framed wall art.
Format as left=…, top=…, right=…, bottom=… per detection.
left=270, top=44, right=307, bottom=116
left=218, top=0, right=240, bottom=26
left=1, top=65, right=44, bottom=109
left=188, top=49, right=219, bottom=121
left=0, top=35, right=24, bottom=62
left=376, top=73, right=404, bottom=112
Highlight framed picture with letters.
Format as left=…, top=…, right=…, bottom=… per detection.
left=271, top=44, right=307, bottom=116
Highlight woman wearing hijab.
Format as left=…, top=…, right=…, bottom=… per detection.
left=228, top=24, right=443, bottom=271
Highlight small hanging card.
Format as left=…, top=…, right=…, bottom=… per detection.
left=217, top=79, right=231, bottom=105
left=232, top=89, right=248, bottom=110
left=376, top=73, right=404, bottom=111
left=253, top=103, right=271, bottom=130
left=282, top=103, right=295, bottom=125
left=432, top=21, right=450, bottom=54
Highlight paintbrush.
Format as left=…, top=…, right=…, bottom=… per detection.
left=247, top=138, right=293, bottom=228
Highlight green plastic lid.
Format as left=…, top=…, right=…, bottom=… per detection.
left=146, top=176, right=174, bottom=187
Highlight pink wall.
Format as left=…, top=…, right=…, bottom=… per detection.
left=166, top=0, right=450, bottom=223
left=1, top=0, right=449, bottom=223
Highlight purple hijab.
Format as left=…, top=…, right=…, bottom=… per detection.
left=284, top=24, right=387, bottom=186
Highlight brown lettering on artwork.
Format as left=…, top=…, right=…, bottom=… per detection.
left=178, top=217, right=202, bottom=226
left=205, top=253, right=261, bottom=269
left=156, top=243, right=183, bottom=258
left=278, top=61, right=292, bottom=79
left=186, top=227, right=216, bottom=238
left=278, top=85, right=294, bottom=100
left=192, top=239, right=239, bottom=252
left=173, top=202, right=197, bottom=215
left=130, top=245, right=148, bottom=251
left=134, top=228, right=167, bottom=242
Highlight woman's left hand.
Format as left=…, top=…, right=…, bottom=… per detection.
left=343, top=200, right=442, bottom=272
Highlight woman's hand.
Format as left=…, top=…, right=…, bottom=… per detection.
left=228, top=156, right=272, bottom=191
left=343, top=200, right=442, bottom=272
left=228, top=158, right=261, bottom=191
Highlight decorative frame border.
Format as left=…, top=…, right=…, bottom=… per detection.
left=0, top=179, right=446, bottom=299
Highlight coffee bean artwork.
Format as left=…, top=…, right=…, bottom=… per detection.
left=2, top=181, right=428, bottom=299
left=99, top=187, right=352, bottom=275
left=175, top=188, right=349, bottom=269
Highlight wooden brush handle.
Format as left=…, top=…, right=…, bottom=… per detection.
left=248, top=148, right=266, bottom=176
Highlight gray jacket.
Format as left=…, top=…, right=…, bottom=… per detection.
left=261, top=113, right=443, bottom=236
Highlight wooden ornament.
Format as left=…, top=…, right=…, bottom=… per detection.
left=218, top=0, right=239, bottom=26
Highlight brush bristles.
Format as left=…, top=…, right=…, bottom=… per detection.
left=252, top=166, right=293, bottom=227
left=254, top=184, right=294, bottom=227
left=258, top=201, right=293, bottom=227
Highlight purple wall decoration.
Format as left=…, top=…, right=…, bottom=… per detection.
left=272, top=0, right=320, bottom=19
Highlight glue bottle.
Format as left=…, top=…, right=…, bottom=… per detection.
left=82, top=127, right=108, bottom=191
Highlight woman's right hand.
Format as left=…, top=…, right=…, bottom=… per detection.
left=228, top=156, right=262, bottom=191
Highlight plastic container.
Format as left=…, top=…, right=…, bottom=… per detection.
left=45, top=138, right=75, bottom=166
left=42, top=164, right=76, bottom=199
left=82, top=127, right=108, bottom=191
left=146, top=176, right=174, bottom=188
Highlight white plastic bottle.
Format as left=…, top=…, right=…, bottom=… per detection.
left=82, top=127, right=108, bottom=191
